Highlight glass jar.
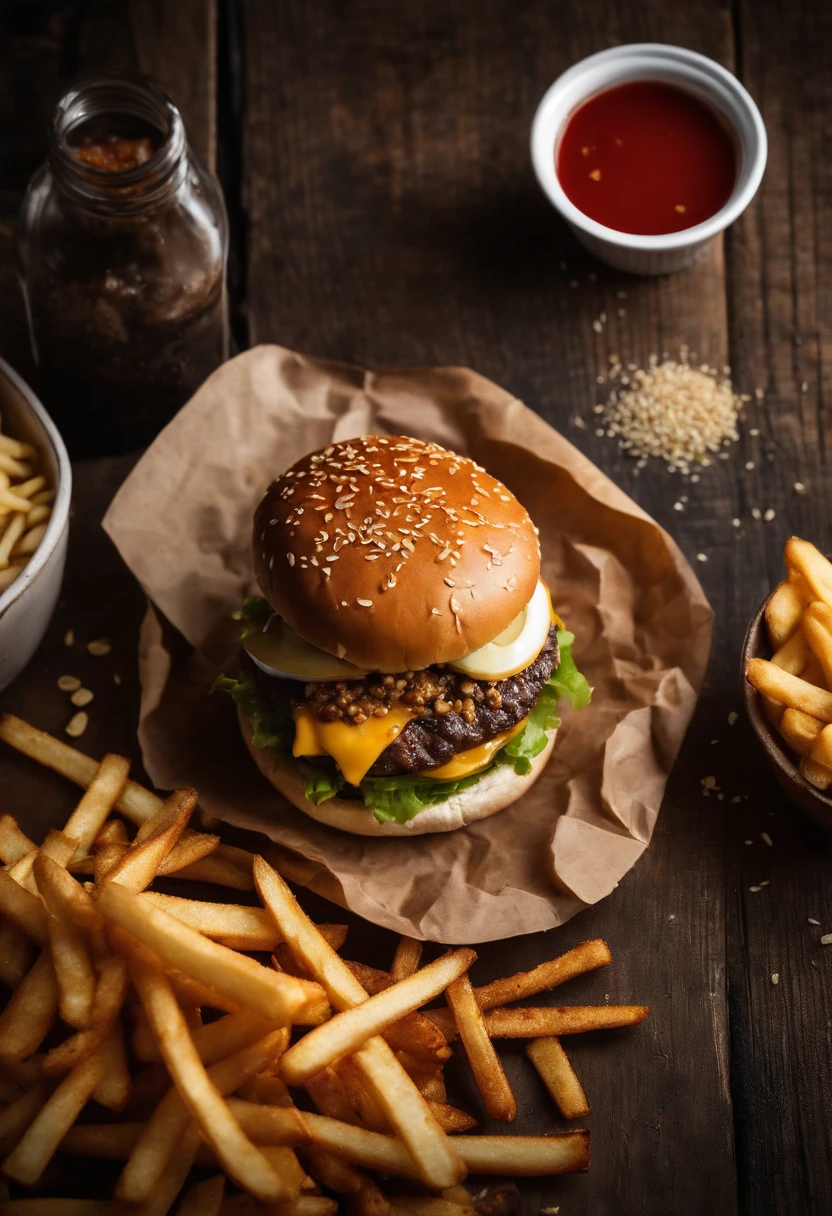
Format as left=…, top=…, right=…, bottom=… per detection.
left=17, top=74, right=229, bottom=456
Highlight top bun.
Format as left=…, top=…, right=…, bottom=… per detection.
left=253, top=435, right=540, bottom=672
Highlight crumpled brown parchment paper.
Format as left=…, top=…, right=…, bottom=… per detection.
left=103, top=346, right=712, bottom=943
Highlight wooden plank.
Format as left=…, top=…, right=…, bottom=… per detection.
left=725, top=0, right=832, bottom=1211
left=241, top=2, right=738, bottom=1211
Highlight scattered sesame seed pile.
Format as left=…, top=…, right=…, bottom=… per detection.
left=601, top=350, right=749, bottom=475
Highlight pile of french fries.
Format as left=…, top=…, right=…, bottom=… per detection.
left=0, top=420, right=54, bottom=593
left=746, top=537, right=832, bottom=791
left=0, top=713, right=648, bottom=1215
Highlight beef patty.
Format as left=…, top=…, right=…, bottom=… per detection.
left=246, top=626, right=559, bottom=779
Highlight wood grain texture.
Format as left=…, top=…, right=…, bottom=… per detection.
left=724, top=0, right=832, bottom=1211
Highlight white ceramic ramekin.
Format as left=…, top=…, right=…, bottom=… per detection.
left=0, top=358, right=71, bottom=692
left=531, top=43, right=767, bottom=275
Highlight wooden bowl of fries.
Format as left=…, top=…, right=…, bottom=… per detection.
left=0, top=356, right=71, bottom=692
left=743, top=536, right=832, bottom=833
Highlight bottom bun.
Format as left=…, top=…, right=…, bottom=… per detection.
left=238, top=709, right=556, bottom=837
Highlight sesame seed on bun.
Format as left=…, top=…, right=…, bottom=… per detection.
left=253, top=435, right=541, bottom=672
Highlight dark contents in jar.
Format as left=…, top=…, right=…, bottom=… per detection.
left=75, top=134, right=156, bottom=172
left=27, top=113, right=226, bottom=456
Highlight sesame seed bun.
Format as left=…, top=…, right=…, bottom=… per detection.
left=238, top=708, right=556, bottom=836
left=253, top=435, right=540, bottom=673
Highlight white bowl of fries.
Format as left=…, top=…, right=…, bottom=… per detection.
left=0, top=357, right=71, bottom=692
left=744, top=536, right=832, bottom=831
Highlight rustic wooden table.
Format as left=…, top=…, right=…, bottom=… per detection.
left=1, top=2, right=830, bottom=1213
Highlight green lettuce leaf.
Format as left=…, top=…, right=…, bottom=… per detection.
left=215, top=626, right=591, bottom=826
left=232, top=596, right=272, bottom=638
left=211, top=671, right=293, bottom=750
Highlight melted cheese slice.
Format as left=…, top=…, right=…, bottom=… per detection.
left=418, top=717, right=529, bottom=781
left=292, top=705, right=416, bottom=787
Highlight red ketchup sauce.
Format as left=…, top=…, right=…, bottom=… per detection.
left=556, top=81, right=737, bottom=235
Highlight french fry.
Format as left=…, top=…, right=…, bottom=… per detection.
left=0, top=715, right=161, bottom=824
left=253, top=856, right=466, bottom=1189
left=305, top=1066, right=362, bottom=1126
left=801, top=755, right=832, bottom=790
left=765, top=579, right=806, bottom=647
left=97, top=884, right=327, bottom=1025
left=771, top=627, right=810, bottom=675
left=237, top=1074, right=294, bottom=1106
left=427, top=1102, right=478, bottom=1133
left=63, top=754, right=131, bottom=857
left=446, top=975, right=516, bottom=1121
left=230, top=1102, right=590, bottom=1178
left=785, top=537, right=832, bottom=607
left=141, top=892, right=284, bottom=951
left=746, top=658, right=832, bottom=721
left=810, top=723, right=832, bottom=770
left=116, top=1028, right=295, bottom=1203
left=440, top=1186, right=475, bottom=1208
left=0, top=813, right=36, bottom=864
left=2, top=1050, right=104, bottom=1185
left=0, top=950, right=58, bottom=1063
left=42, top=956, right=128, bottom=1076
left=34, top=853, right=97, bottom=1028
left=94, top=818, right=130, bottom=848
left=134, top=1006, right=273, bottom=1065
left=154, top=829, right=220, bottom=877
left=801, top=654, right=827, bottom=687
left=126, top=943, right=295, bottom=1204
left=390, top=936, right=423, bottom=983
left=94, top=843, right=128, bottom=884
left=343, top=961, right=392, bottom=995
left=280, top=948, right=475, bottom=1085
left=474, top=939, right=613, bottom=1011
left=101, top=789, right=196, bottom=892
left=0, top=921, right=35, bottom=989
left=381, top=1012, right=453, bottom=1063
left=779, top=708, right=824, bottom=756
left=169, top=849, right=255, bottom=890
left=480, top=1005, right=648, bottom=1037
left=90, top=1021, right=131, bottom=1112
left=0, top=1079, right=53, bottom=1156
left=526, top=1036, right=590, bottom=1119
left=61, top=1122, right=143, bottom=1159
left=0, top=867, right=49, bottom=945
left=176, top=1173, right=226, bottom=1216
left=802, top=600, right=832, bottom=686
left=335, top=1055, right=389, bottom=1131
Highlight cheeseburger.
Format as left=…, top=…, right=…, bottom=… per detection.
left=216, top=435, right=589, bottom=836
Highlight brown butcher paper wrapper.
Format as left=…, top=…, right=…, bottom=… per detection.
left=104, top=346, right=712, bottom=943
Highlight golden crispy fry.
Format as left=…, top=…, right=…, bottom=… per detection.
left=785, top=537, right=832, bottom=607
left=253, top=856, right=466, bottom=1189
left=778, top=708, right=824, bottom=756
left=0, top=921, right=35, bottom=989
left=98, top=884, right=327, bottom=1025
left=2, top=1050, right=104, bottom=1185
left=802, top=600, right=832, bottom=687
left=60, top=1122, right=142, bottom=1159
left=335, top=1055, right=388, bottom=1132
left=765, top=579, right=806, bottom=648
left=42, top=956, right=128, bottom=1076
left=771, top=627, right=810, bottom=676
left=0, top=951, right=58, bottom=1063
left=440, top=1186, right=475, bottom=1207
left=0, top=715, right=161, bottom=824
left=526, top=1036, right=589, bottom=1119
left=126, top=942, right=295, bottom=1204
left=89, top=1021, right=131, bottom=1112
left=94, top=843, right=128, bottom=884
left=230, top=1102, right=590, bottom=1178
left=801, top=754, right=832, bottom=789
left=102, top=789, right=196, bottom=892
left=170, top=847, right=255, bottom=890
left=0, top=867, right=49, bottom=945
left=810, top=723, right=832, bottom=770
left=116, top=1028, right=295, bottom=1204
left=34, top=854, right=97, bottom=1029
left=141, top=892, right=285, bottom=951
left=305, top=1066, right=361, bottom=1126
left=390, top=936, right=423, bottom=983
left=446, top=975, right=516, bottom=1121
left=0, top=1079, right=53, bottom=1157
left=154, top=830, right=219, bottom=877
left=94, top=818, right=130, bottom=849
left=0, top=813, right=36, bottom=865
left=63, top=755, right=131, bottom=857
left=280, top=949, right=474, bottom=1085
left=343, top=961, right=391, bottom=995
left=237, top=1074, right=294, bottom=1106
left=475, top=939, right=613, bottom=1011
left=426, top=1101, right=478, bottom=1133
left=480, top=1004, right=648, bottom=1037
left=176, top=1173, right=226, bottom=1216
left=133, top=1006, right=273, bottom=1065
left=746, top=658, right=832, bottom=720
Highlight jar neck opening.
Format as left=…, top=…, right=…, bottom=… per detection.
left=47, top=73, right=186, bottom=213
